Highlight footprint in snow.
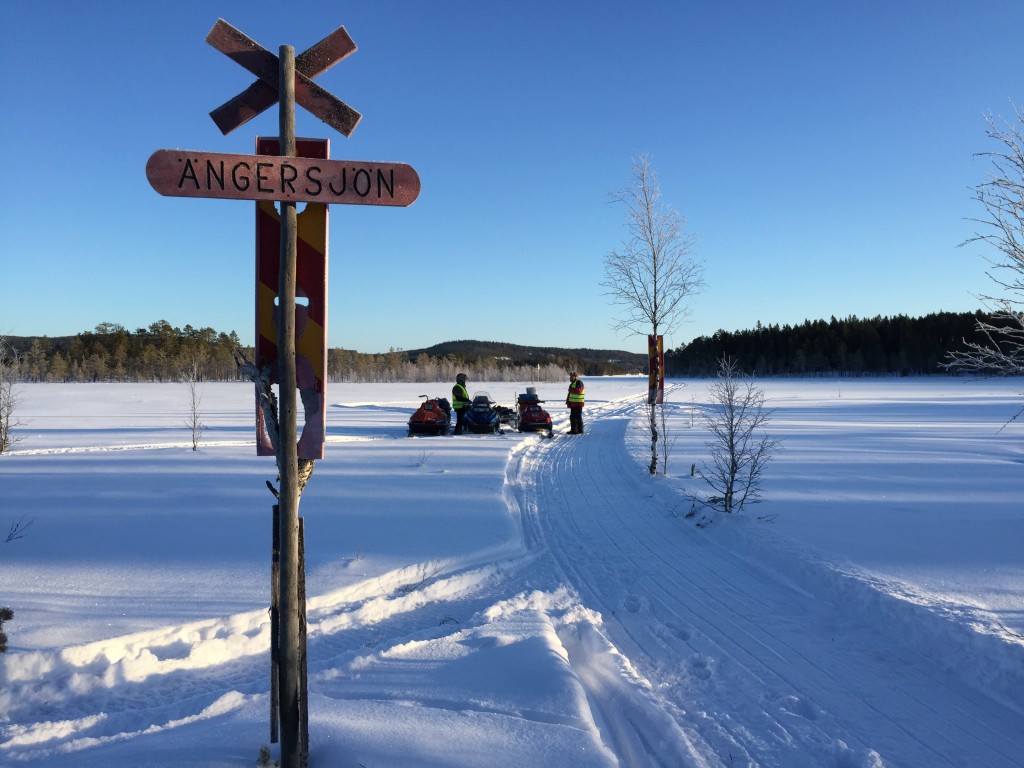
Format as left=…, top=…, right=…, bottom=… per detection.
left=777, top=693, right=819, bottom=721
left=689, top=654, right=713, bottom=680
left=622, top=594, right=643, bottom=614
left=667, top=622, right=692, bottom=641
left=653, top=621, right=693, bottom=644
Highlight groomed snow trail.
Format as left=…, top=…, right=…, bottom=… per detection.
left=511, top=393, right=1024, bottom=768
left=4, top=383, right=1024, bottom=766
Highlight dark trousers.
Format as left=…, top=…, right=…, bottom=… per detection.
left=454, top=408, right=467, bottom=434
left=569, top=406, right=584, bottom=434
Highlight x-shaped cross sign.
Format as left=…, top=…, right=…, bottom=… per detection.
left=207, top=19, right=362, bottom=137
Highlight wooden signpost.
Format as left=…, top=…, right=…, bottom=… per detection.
left=145, top=150, right=420, bottom=206
left=145, top=19, right=419, bottom=768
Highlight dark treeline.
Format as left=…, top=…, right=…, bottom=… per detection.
left=667, top=311, right=992, bottom=377
left=4, top=326, right=597, bottom=384
left=7, top=322, right=247, bottom=382
left=9, top=312, right=992, bottom=383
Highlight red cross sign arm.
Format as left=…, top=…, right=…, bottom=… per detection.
left=209, top=25, right=357, bottom=135
left=206, top=19, right=361, bottom=137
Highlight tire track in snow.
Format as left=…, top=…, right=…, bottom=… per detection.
left=515, top=392, right=1024, bottom=767
left=507, top=396, right=718, bottom=767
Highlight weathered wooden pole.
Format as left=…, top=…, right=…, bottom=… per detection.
left=147, top=19, right=420, bottom=766
left=298, top=517, right=309, bottom=759
left=270, top=505, right=280, bottom=744
left=276, top=43, right=303, bottom=768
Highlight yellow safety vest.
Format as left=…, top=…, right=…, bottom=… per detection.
left=453, top=382, right=470, bottom=410
left=567, top=379, right=585, bottom=405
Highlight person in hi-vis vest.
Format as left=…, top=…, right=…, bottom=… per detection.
left=566, top=372, right=585, bottom=434
left=452, top=372, right=471, bottom=435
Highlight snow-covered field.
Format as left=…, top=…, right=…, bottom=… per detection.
left=1, top=376, right=1023, bottom=767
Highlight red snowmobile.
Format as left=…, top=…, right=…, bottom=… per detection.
left=515, top=388, right=553, bottom=437
left=408, top=395, right=452, bottom=436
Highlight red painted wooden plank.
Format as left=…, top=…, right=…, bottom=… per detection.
left=146, top=149, right=420, bottom=206
left=210, top=27, right=358, bottom=135
left=206, top=20, right=361, bottom=136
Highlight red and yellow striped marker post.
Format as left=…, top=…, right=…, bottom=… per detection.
left=255, top=137, right=329, bottom=459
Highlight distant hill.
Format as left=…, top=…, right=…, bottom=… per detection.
left=402, top=340, right=648, bottom=376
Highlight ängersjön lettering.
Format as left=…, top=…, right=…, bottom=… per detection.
left=175, top=157, right=397, bottom=200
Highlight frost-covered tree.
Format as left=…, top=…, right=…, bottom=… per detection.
left=0, top=338, right=26, bottom=454
left=602, top=154, right=704, bottom=474
left=694, top=357, right=778, bottom=514
left=180, top=355, right=206, bottom=451
left=946, top=104, right=1024, bottom=402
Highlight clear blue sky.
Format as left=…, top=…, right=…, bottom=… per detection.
left=3, top=2, right=1022, bottom=355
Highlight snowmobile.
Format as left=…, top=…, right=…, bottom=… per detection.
left=463, top=392, right=502, bottom=434
left=407, top=395, right=452, bottom=436
left=493, top=403, right=516, bottom=425
left=515, top=388, right=553, bottom=437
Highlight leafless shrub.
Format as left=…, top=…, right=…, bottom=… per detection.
left=693, top=356, right=779, bottom=514
left=180, top=355, right=206, bottom=451
left=0, top=338, right=27, bottom=453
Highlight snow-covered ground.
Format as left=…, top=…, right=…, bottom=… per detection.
left=1, top=377, right=1023, bottom=767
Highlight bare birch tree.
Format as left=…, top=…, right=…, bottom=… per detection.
left=945, top=105, right=1024, bottom=427
left=0, top=338, right=26, bottom=454
left=602, top=154, right=704, bottom=474
left=180, top=355, right=206, bottom=451
left=945, top=105, right=1024, bottom=379
left=694, top=356, right=778, bottom=514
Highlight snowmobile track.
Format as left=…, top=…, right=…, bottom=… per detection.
left=510, top=390, right=1024, bottom=767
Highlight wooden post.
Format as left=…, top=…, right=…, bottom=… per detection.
left=150, top=21, right=421, bottom=766
left=298, top=517, right=309, bottom=761
left=276, top=44, right=303, bottom=768
left=270, top=504, right=281, bottom=744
